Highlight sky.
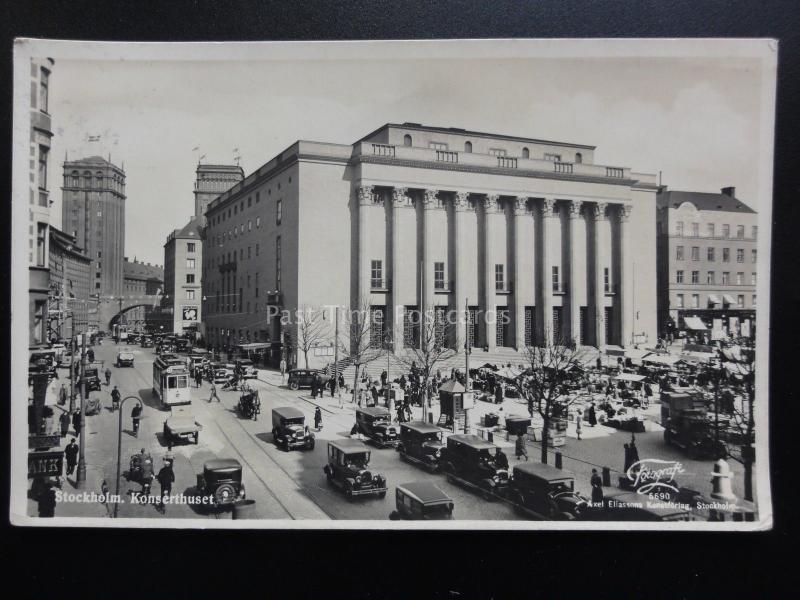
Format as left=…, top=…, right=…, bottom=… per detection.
left=47, top=51, right=768, bottom=266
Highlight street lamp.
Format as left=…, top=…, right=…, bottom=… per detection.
left=114, top=395, right=142, bottom=518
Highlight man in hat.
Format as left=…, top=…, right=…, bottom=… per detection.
left=131, top=403, right=142, bottom=436
left=65, top=438, right=79, bottom=476
left=156, top=458, right=175, bottom=514
left=37, top=481, right=57, bottom=518
left=72, top=409, right=81, bottom=437
left=59, top=410, right=71, bottom=438
left=590, top=469, right=604, bottom=505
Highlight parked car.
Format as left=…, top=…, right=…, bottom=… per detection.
left=323, top=439, right=387, bottom=499
left=127, top=333, right=140, bottom=345
left=140, top=335, right=153, bottom=348
left=506, top=462, right=588, bottom=520
left=29, top=349, right=57, bottom=375
left=389, top=481, right=454, bottom=520
left=271, top=407, right=314, bottom=451
left=187, top=353, right=210, bottom=376
left=209, top=362, right=230, bottom=384
left=174, top=338, right=191, bottom=353
left=355, top=406, right=400, bottom=448
left=81, top=367, right=102, bottom=392
left=235, top=358, right=258, bottom=379
left=163, top=406, right=202, bottom=445
left=195, top=459, right=246, bottom=509
left=583, top=489, right=693, bottom=522
left=287, top=368, right=321, bottom=390
left=396, top=421, right=445, bottom=471
left=116, top=350, right=135, bottom=367
left=439, top=434, right=510, bottom=501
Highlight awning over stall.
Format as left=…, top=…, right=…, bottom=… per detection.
left=683, top=316, right=707, bottom=331
left=708, top=294, right=721, bottom=305
left=723, top=294, right=738, bottom=305
left=612, top=373, right=647, bottom=383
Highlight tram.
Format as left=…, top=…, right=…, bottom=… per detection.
left=152, top=355, right=192, bottom=407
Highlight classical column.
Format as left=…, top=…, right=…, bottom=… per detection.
left=356, top=184, right=374, bottom=308
left=390, top=186, right=409, bottom=351
left=618, top=204, right=633, bottom=347
left=452, top=191, right=472, bottom=351
left=482, top=194, right=500, bottom=351
left=421, top=189, right=439, bottom=325
left=568, top=200, right=583, bottom=346
left=592, top=201, right=608, bottom=348
left=512, top=196, right=528, bottom=349
left=539, top=198, right=556, bottom=345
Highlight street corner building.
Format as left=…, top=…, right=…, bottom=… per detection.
left=656, top=187, right=758, bottom=341
left=201, top=123, right=661, bottom=367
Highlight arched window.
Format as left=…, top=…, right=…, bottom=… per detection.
left=522, top=147, right=530, bottom=159
left=71, top=171, right=79, bottom=186
left=96, top=171, right=103, bottom=186
left=575, top=152, right=583, bottom=164
left=464, top=141, right=472, bottom=153
left=84, top=171, right=92, bottom=187
left=403, top=134, right=412, bottom=147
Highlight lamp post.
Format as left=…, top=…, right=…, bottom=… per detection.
left=114, top=395, right=142, bottom=518
left=76, top=335, right=88, bottom=488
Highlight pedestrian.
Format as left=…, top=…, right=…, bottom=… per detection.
left=396, top=405, right=404, bottom=423
left=404, top=401, right=412, bottom=423
left=371, top=385, right=379, bottom=406
left=623, top=443, right=632, bottom=474
left=140, top=456, right=154, bottom=497
left=131, top=403, right=142, bottom=436
left=58, top=384, right=67, bottom=406
left=495, top=382, right=503, bottom=404
left=329, top=377, right=336, bottom=398
left=590, top=469, right=604, bottom=505
left=575, top=409, right=583, bottom=440
left=65, top=438, right=79, bottom=476
left=588, top=403, right=597, bottom=427
left=59, top=410, right=70, bottom=437
left=156, top=460, right=174, bottom=514
left=629, top=438, right=640, bottom=471
left=311, top=376, right=318, bottom=399
left=314, top=406, right=323, bottom=431
left=111, top=386, right=121, bottom=411
left=209, top=382, right=220, bottom=403
left=37, top=481, right=57, bottom=518
left=72, top=409, right=81, bottom=437
left=515, top=433, right=528, bottom=461
left=100, top=480, right=111, bottom=517
left=280, top=358, right=287, bottom=383
left=105, top=367, right=112, bottom=386
left=381, top=370, right=387, bottom=388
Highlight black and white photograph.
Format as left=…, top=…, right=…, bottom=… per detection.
left=11, top=38, right=775, bottom=529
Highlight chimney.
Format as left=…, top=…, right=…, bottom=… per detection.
left=721, top=187, right=735, bottom=197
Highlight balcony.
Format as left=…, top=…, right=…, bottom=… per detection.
left=436, top=150, right=459, bottom=163
left=606, top=167, right=624, bottom=178
left=371, top=144, right=395, bottom=157
left=497, top=157, right=517, bottom=169
left=554, top=162, right=573, bottom=174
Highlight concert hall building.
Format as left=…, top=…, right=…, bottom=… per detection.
left=201, top=123, right=659, bottom=366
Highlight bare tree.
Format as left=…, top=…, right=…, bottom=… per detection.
left=514, top=331, right=583, bottom=464
left=296, top=305, right=330, bottom=368
left=337, top=297, right=384, bottom=404
left=395, top=308, right=460, bottom=412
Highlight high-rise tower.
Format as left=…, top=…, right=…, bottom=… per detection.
left=194, top=164, right=244, bottom=223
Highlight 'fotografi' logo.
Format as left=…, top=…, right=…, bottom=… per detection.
left=627, top=459, right=685, bottom=495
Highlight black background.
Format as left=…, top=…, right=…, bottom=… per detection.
left=1, top=1, right=796, bottom=596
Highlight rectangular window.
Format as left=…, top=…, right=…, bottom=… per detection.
left=691, top=271, right=699, bottom=284
left=752, top=294, right=757, bottom=307
left=707, top=271, right=715, bottom=284
left=723, top=248, right=730, bottom=262
left=736, top=225, right=745, bottom=239
left=691, top=223, right=699, bottom=237
left=276, top=199, right=282, bottom=225
left=38, top=145, right=48, bottom=189
left=491, top=148, right=509, bottom=157
left=187, top=243, right=195, bottom=252
left=692, top=294, right=699, bottom=308
left=39, top=68, right=49, bottom=112
left=707, top=223, right=715, bottom=237
left=676, top=294, right=684, bottom=308
left=604, top=267, right=610, bottom=293
left=752, top=225, right=758, bottom=239
left=256, top=216, right=261, bottom=228
left=691, top=247, right=699, bottom=261
left=370, top=260, right=383, bottom=289
left=248, top=196, right=252, bottom=207
left=186, top=258, right=195, bottom=269
left=434, top=262, right=445, bottom=289
left=751, top=249, right=757, bottom=263
left=676, top=221, right=684, bottom=236
left=676, top=270, right=684, bottom=283
left=551, top=266, right=559, bottom=292
left=186, top=274, right=195, bottom=284
left=722, top=272, right=730, bottom=285
left=707, top=247, right=715, bottom=262
left=543, top=152, right=560, bottom=161
left=738, top=295, right=744, bottom=308
left=186, top=290, right=195, bottom=300
left=722, top=224, right=730, bottom=238
left=256, top=192, right=260, bottom=203
left=36, top=223, right=47, bottom=267
left=496, top=264, right=506, bottom=291
left=737, top=249, right=744, bottom=263
left=751, top=273, right=756, bottom=285
left=676, top=246, right=684, bottom=261
left=276, top=236, right=281, bottom=291
left=429, top=142, right=448, bottom=150
left=736, top=272, right=744, bottom=285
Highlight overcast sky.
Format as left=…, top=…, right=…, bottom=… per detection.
left=48, top=52, right=767, bottom=266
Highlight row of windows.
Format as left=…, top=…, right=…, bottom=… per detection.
left=404, top=135, right=584, bottom=163
left=67, top=171, right=124, bottom=188
left=207, top=243, right=261, bottom=270
left=674, top=222, right=756, bottom=239
left=675, top=270, right=756, bottom=285
left=208, top=184, right=287, bottom=228
left=675, top=294, right=755, bottom=309
left=676, top=246, right=755, bottom=263
left=205, top=237, right=280, bottom=314
left=213, top=215, right=265, bottom=246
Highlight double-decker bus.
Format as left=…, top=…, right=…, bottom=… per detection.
left=152, top=355, right=191, bottom=407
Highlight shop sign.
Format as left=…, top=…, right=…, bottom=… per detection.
left=28, top=451, right=64, bottom=479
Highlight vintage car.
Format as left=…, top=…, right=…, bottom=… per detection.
left=271, top=406, right=314, bottom=450
left=29, top=349, right=57, bottom=376
left=389, top=481, right=455, bottom=520
left=196, top=459, right=246, bottom=509
left=323, top=439, right=387, bottom=499
left=127, top=333, right=140, bottom=345
left=584, top=489, right=693, bottom=522
left=163, top=405, right=202, bottom=445
left=287, top=368, right=322, bottom=390
left=439, top=434, right=510, bottom=501
left=208, top=362, right=231, bottom=384
left=235, top=358, right=259, bottom=379
left=235, top=387, right=261, bottom=420
left=116, top=350, right=135, bottom=367
left=140, top=335, right=153, bottom=348
left=174, top=338, right=191, bottom=353
left=187, top=353, right=210, bottom=376
left=396, top=421, right=445, bottom=471
left=506, top=462, right=589, bottom=520
left=81, top=367, right=102, bottom=392
left=355, top=406, right=400, bottom=448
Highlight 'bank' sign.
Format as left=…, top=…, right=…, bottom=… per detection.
left=28, top=451, right=64, bottom=479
